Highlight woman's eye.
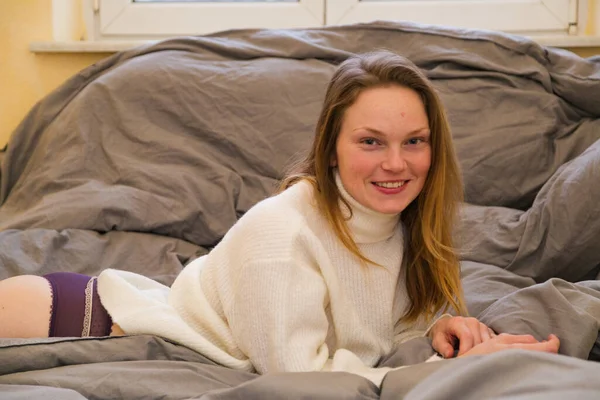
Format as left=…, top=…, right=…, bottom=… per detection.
left=361, top=138, right=379, bottom=146
left=407, top=138, right=424, bottom=145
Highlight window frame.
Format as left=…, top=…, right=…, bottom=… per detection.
left=326, top=0, right=578, bottom=34
left=82, top=0, right=580, bottom=41
left=86, top=0, right=325, bottom=40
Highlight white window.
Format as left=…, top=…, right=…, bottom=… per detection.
left=83, top=0, right=579, bottom=41
left=84, top=0, right=324, bottom=40
left=327, top=0, right=577, bottom=34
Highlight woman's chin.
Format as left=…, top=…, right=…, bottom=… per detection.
left=370, top=203, right=407, bottom=215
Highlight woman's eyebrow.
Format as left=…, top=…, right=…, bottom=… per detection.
left=353, top=127, right=430, bottom=136
left=352, top=127, right=387, bottom=136
left=407, top=128, right=431, bottom=136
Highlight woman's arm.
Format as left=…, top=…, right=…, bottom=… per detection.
left=228, top=245, right=331, bottom=374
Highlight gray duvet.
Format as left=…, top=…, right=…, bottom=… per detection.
left=1, top=21, right=600, bottom=398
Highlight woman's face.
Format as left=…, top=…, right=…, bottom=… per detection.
left=333, top=85, right=431, bottom=215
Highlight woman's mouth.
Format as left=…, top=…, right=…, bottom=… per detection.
left=373, top=180, right=407, bottom=189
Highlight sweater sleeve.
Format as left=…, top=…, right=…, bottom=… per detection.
left=226, top=234, right=331, bottom=375
left=227, top=246, right=444, bottom=384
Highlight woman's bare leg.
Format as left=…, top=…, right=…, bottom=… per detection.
left=0, top=275, right=52, bottom=338
left=110, top=323, right=126, bottom=336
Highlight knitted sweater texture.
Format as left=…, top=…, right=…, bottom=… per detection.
left=97, top=174, right=441, bottom=385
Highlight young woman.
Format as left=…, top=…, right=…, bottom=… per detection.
left=0, top=51, right=559, bottom=383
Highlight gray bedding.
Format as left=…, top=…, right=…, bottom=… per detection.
left=1, top=20, right=600, bottom=398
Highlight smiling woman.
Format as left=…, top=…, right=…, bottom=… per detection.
left=0, top=50, right=561, bottom=388
left=279, top=51, right=465, bottom=324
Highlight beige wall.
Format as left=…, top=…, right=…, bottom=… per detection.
left=0, top=1, right=110, bottom=148
left=570, top=47, right=600, bottom=58
left=1, top=0, right=599, bottom=148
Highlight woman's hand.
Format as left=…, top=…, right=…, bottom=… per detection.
left=458, top=333, right=560, bottom=357
left=429, top=316, right=496, bottom=358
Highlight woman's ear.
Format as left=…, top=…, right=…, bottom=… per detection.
left=330, top=156, right=337, bottom=167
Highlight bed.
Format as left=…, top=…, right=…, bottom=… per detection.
left=1, top=20, right=600, bottom=399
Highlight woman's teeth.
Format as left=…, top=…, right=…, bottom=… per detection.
left=375, top=181, right=405, bottom=188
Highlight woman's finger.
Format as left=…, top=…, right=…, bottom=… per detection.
left=456, top=322, right=475, bottom=356
left=497, top=334, right=538, bottom=345
left=479, top=323, right=492, bottom=341
left=510, top=339, right=560, bottom=354
left=465, top=318, right=483, bottom=345
left=432, top=336, right=455, bottom=359
left=545, top=334, right=561, bottom=351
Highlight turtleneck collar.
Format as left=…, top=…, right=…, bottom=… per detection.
left=334, top=170, right=401, bottom=244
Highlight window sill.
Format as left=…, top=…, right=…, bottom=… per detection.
left=30, top=35, right=600, bottom=54
left=30, top=40, right=158, bottom=53
left=530, top=35, right=600, bottom=48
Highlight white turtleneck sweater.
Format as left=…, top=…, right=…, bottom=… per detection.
left=97, top=174, right=442, bottom=386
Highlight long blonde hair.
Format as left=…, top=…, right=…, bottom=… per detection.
left=281, top=50, right=466, bottom=322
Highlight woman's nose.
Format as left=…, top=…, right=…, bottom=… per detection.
left=382, top=150, right=407, bottom=171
